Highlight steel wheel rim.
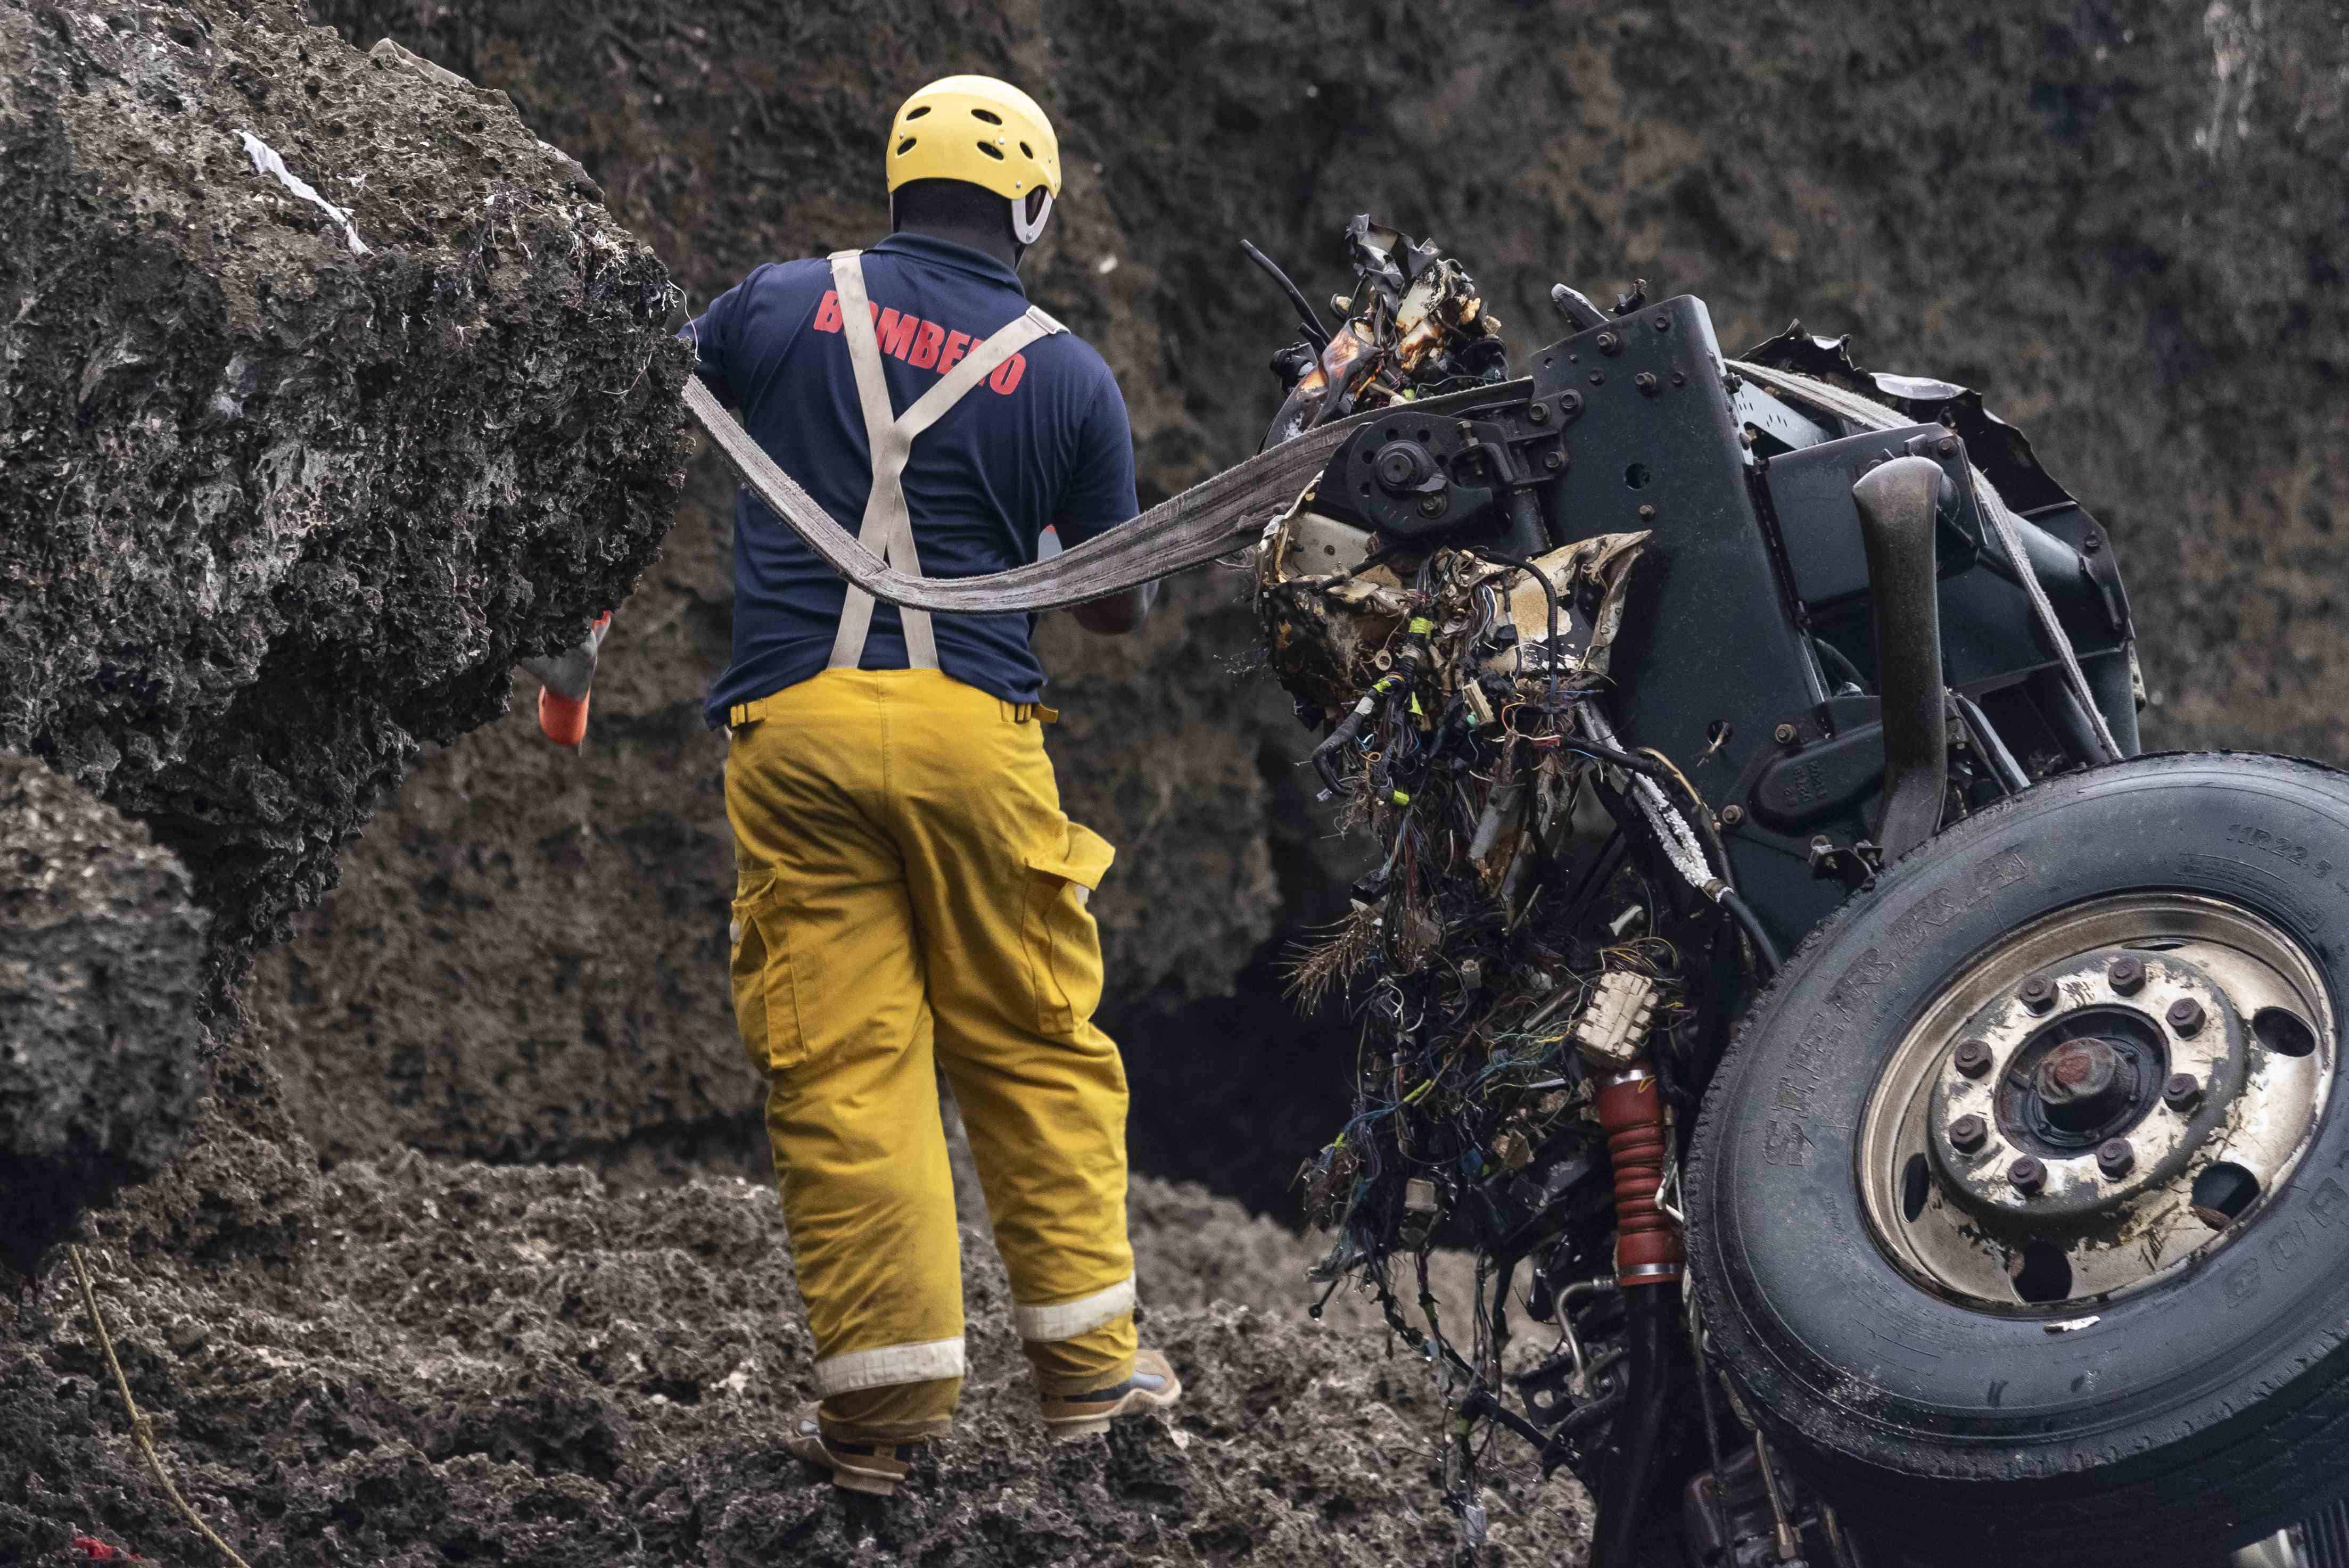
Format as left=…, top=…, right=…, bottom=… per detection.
left=1857, top=893, right=2334, bottom=1314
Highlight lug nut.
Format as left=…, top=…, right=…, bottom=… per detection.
left=1952, top=1039, right=1993, bottom=1078
left=2167, top=996, right=2206, bottom=1036
left=2008, top=1156, right=2047, bottom=1195
left=1774, top=722, right=1799, bottom=746
left=2097, top=1138, right=2136, bottom=1178
left=2018, top=976, right=2057, bottom=1013
left=1949, top=1113, right=1988, bottom=1153
left=2163, top=1072, right=2204, bottom=1112
left=2108, top=955, right=2146, bottom=995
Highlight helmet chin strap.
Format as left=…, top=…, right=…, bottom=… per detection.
left=1010, top=189, right=1053, bottom=246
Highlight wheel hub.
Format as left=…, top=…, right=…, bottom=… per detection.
left=2032, top=1036, right=2126, bottom=1128
left=1861, top=895, right=2332, bottom=1311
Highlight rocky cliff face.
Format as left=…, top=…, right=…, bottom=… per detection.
left=270, top=0, right=2349, bottom=1210
left=0, top=0, right=690, bottom=987
left=0, top=0, right=689, bottom=1269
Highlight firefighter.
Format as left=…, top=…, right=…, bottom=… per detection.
left=682, top=75, right=1177, bottom=1496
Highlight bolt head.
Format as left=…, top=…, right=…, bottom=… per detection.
left=1936, top=436, right=1959, bottom=458
left=2096, top=1138, right=2136, bottom=1178
left=2108, top=955, right=2146, bottom=994
left=1528, top=401, right=1549, bottom=423
left=2082, top=531, right=2104, bottom=554
left=1544, top=450, right=1563, bottom=471
left=1774, top=722, right=1799, bottom=746
left=1634, top=370, right=1660, bottom=395
left=1719, top=804, right=1745, bottom=827
left=2167, top=996, right=2206, bottom=1036
left=1417, top=494, right=1447, bottom=518
left=2018, top=975, right=2057, bottom=1013
left=1637, top=503, right=1658, bottom=522
left=2008, top=1156, right=2047, bottom=1195
left=2163, top=1071, right=2203, bottom=1112
left=1949, top=1113, right=1988, bottom=1152
left=1953, top=1039, right=1993, bottom=1078
left=1596, top=331, right=1622, bottom=356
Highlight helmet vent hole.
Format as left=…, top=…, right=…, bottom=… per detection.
left=2193, top=1160, right=2262, bottom=1220
left=977, top=141, right=1005, bottom=160
left=2253, top=1005, right=2317, bottom=1058
left=896, top=137, right=916, bottom=155
left=971, top=107, right=1003, bottom=124
left=1624, top=462, right=1652, bottom=490
left=2010, top=1239, right=2072, bottom=1305
left=905, top=106, right=930, bottom=120
left=1900, top=1153, right=1930, bottom=1223
left=1019, top=141, right=1033, bottom=157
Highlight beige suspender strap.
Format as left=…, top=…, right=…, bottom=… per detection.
left=823, top=249, right=1064, bottom=672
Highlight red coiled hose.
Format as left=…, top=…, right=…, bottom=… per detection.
left=1596, top=1067, right=1682, bottom=1286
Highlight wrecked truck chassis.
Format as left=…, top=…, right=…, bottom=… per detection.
left=693, top=251, right=2348, bottom=1562
left=1231, top=266, right=2349, bottom=1567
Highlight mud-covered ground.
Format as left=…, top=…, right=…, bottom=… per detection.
left=7, top=1161, right=1568, bottom=1566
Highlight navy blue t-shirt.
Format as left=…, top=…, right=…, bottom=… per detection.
left=685, top=233, right=1138, bottom=725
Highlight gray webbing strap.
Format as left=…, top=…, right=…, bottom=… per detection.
left=824, top=249, right=1060, bottom=672
left=682, top=372, right=1529, bottom=614
left=1728, top=359, right=2125, bottom=764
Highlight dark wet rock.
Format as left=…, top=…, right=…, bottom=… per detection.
left=1, top=1161, right=1583, bottom=1565
left=0, top=756, right=208, bottom=1281
left=0, top=0, right=691, bottom=992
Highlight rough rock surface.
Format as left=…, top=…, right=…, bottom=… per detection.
left=0, top=757, right=208, bottom=1280
left=0, top=0, right=691, bottom=981
left=2, top=1162, right=1575, bottom=1566
left=258, top=0, right=2349, bottom=1211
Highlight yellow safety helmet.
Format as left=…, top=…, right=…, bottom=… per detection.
left=886, top=75, right=1062, bottom=244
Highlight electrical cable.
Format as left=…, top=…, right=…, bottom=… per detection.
left=1717, top=887, right=1783, bottom=977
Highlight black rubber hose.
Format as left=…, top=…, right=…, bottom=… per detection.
left=1592, top=1284, right=1679, bottom=1568
left=1470, top=549, right=1561, bottom=709
left=1309, top=677, right=1395, bottom=797
left=1717, top=887, right=1783, bottom=976
left=1240, top=238, right=1331, bottom=351
left=1562, top=828, right=1631, bottom=929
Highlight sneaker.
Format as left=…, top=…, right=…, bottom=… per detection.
left=1039, top=1347, right=1184, bottom=1442
left=785, top=1403, right=921, bottom=1496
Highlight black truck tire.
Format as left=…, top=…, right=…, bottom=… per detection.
left=1686, top=753, right=2349, bottom=1566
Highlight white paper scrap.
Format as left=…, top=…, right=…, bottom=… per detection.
left=236, top=129, right=370, bottom=255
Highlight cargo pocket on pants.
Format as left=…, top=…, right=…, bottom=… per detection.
left=729, top=874, right=807, bottom=1071
left=1021, top=822, right=1116, bottom=1038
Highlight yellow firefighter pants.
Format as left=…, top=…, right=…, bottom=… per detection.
left=724, top=669, right=1137, bottom=1443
